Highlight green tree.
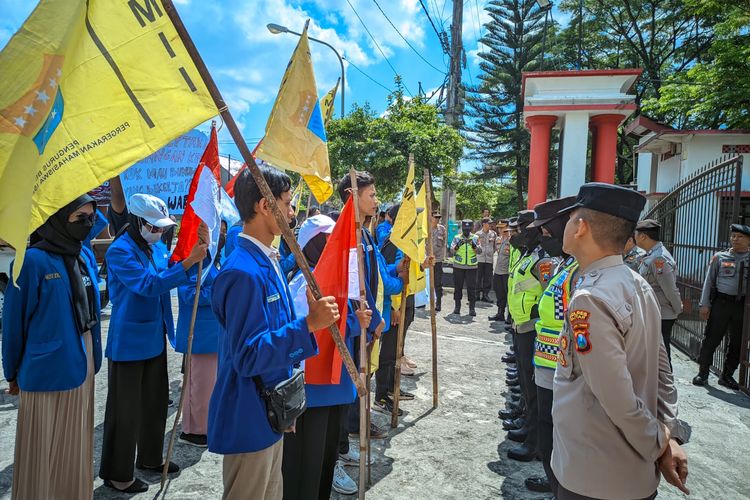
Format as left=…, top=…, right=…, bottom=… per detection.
left=453, top=172, right=502, bottom=220
left=327, top=80, right=465, bottom=201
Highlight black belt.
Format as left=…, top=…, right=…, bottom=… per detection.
left=715, top=292, right=745, bottom=302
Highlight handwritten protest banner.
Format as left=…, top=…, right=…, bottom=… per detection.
left=120, top=128, right=208, bottom=215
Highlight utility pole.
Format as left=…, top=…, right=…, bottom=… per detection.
left=442, top=0, right=464, bottom=223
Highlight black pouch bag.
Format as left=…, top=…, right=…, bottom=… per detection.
left=254, top=369, right=307, bottom=433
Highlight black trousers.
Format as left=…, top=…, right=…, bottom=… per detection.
left=453, top=267, right=477, bottom=306
left=493, top=274, right=509, bottom=317
left=282, top=405, right=344, bottom=500
left=515, top=332, right=538, bottom=450
left=698, top=295, right=745, bottom=375
left=661, top=318, right=676, bottom=365
left=477, top=262, right=493, bottom=296
left=99, top=349, right=169, bottom=481
left=375, top=304, right=416, bottom=400
left=433, top=262, right=444, bottom=301
left=537, top=385, right=557, bottom=492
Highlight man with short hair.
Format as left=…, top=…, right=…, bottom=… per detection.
left=489, top=221, right=511, bottom=322
left=476, top=218, right=497, bottom=302
left=635, top=219, right=683, bottom=363
left=431, top=211, right=447, bottom=311
left=623, top=233, right=646, bottom=271
left=692, top=223, right=750, bottom=389
left=450, top=220, right=482, bottom=316
left=553, top=183, right=689, bottom=500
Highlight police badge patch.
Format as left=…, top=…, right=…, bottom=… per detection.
left=569, top=310, right=592, bottom=354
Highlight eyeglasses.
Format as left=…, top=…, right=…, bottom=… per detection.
left=144, top=222, right=164, bottom=234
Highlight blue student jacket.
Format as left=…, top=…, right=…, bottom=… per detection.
left=376, top=220, right=392, bottom=249
left=175, top=264, right=220, bottom=355
left=363, top=228, right=403, bottom=327
left=105, top=233, right=192, bottom=361
left=224, top=223, right=242, bottom=257
left=83, top=209, right=108, bottom=252
left=208, top=236, right=318, bottom=455
left=2, top=247, right=103, bottom=392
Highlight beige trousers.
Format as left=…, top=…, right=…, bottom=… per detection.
left=222, top=439, right=283, bottom=500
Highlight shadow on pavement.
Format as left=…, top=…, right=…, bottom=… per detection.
left=704, top=384, right=750, bottom=408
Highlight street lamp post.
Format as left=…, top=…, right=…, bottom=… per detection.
left=267, top=23, right=345, bottom=119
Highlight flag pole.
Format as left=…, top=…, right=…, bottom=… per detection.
left=365, top=339, right=374, bottom=486
left=348, top=168, right=370, bottom=499
left=423, top=167, right=439, bottom=408
left=162, top=258, right=203, bottom=489
left=161, top=0, right=364, bottom=397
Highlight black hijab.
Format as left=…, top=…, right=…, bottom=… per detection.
left=302, top=232, right=328, bottom=268
left=32, top=195, right=98, bottom=334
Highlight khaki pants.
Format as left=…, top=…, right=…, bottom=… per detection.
left=223, top=439, right=283, bottom=500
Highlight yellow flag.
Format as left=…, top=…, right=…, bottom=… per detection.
left=390, top=159, right=426, bottom=294
left=0, top=0, right=218, bottom=281
left=256, top=21, right=333, bottom=204
left=320, top=78, right=340, bottom=126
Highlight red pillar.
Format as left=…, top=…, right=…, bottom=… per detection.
left=590, top=114, right=624, bottom=184
left=526, top=115, right=557, bottom=208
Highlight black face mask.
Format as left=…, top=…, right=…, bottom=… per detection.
left=523, top=228, right=541, bottom=249
left=509, top=233, right=525, bottom=249
left=66, top=215, right=95, bottom=242
left=289, top=217, right=297, bottom=230
left=540, top=235, right=564, bottom=257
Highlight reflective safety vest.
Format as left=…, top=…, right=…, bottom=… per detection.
left=508, top=250, right=543, bottom=325
left=453, top=236, right=478, bottom=267
left=534, top=257, right=578, bottom=369
left=506, top=246, right=523, bottom=302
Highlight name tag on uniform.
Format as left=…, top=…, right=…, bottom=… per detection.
left=45, top=272, right=61, bottom=280
left=267, top=293, right=281, bottom=303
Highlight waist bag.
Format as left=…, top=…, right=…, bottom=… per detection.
left=253, top=369, right=306, bottom=433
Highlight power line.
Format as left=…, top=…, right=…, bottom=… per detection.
left=473, top=0, right=484, bottom=41
left=371, top=0, right=446, bottom=74
left=343, top=56, right=394, bottom=93
left=419, top=0, right=449, bottom=54
left=345, top=0, right=413, bottom=96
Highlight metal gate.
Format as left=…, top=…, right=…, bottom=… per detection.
left=644, top=154, right=749, bottom=394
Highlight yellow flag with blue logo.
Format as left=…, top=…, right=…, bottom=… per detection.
left=0, top=0, right=218, bottom=281
left=256, top=21, right=333, bottom=204
left=320, top=78, right=340, bottom=126
left=390, top=158, right=426, bottom=294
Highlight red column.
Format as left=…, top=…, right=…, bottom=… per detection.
left=590, top=114, right=624, bottom=184
left=526, top=115, right=558, bottom=208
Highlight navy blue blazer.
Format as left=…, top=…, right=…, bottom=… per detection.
left=208, top=236, right=318, bottom=454
left=2, top=247, right=103, bottom=391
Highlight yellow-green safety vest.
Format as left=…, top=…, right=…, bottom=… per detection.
left=534, top=257, right=578, bottom=369
left=508, top=250, right=544, bottom=325
left=453, top=236, right=478, bottom=266
left=506, top=245, right=523, bottom=301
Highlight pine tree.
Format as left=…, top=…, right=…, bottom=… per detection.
left=465, top=0, right=550, bottom=209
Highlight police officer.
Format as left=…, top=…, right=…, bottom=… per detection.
left=450, top=220, right=482, bottom=316
left=623, top=233, right=646, bottom=271
left=489, top=221, right=512, bottom=321
left=636, top=219, right=683, bottom=363
left=505, top=210, right=557, bottom=462
left=553, top=183, right=689, bottom=500
left=476, top=217, right=497, bottom=302
left=692, top=223, right=750, bottom=389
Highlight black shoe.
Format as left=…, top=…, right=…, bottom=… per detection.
left=692, top=372, right=709, bottom=386
left=507, top=427, right=529, bottom=443
left=510, top=385, right=522, bottom=394
left=350, top=422, right=388, bottom=439
left=136, top=461, right=180, bottom=474
left=499, top=407, right=522, bottom=420
left=718, top=374, right=740, bottom=390
left=525, top=476, right=551, bottom=493
left=435, top=302, right=441, bottom=312
left=509, top=393, right=522, bottom=403
left=507, top=378, right=520, bottom=387
left=388, top=389, right=415, bottom=401
left=103, top=478, right=149, bottom=493
left=453, top=305, right=461, bottom=315
left=501, top=353, right=516, bottom=363
left=507, top=444, right=536, bottom=462
left=489, top=313, right=503, bottom=321
left=374, top=396, right=404, bottom=416
left=168, top=398, right=174, bottom=407
left=179, top=432, right=208, bottom=448
left=502, top=417, right=526, bottom=431
left=469, top=306, right=477, bottom=317
left=506, top=369, right=518, bottom=377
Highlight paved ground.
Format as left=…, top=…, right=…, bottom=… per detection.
left=1, top=292, right=749, bottom=499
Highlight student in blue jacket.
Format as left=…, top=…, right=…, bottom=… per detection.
left=3, top=195, right=102, bottom=500
left=208, top=166, right=340, bottom=500
left=175, top=221, right=228, bottom=448
left=98, top=194, right=207, bottom=494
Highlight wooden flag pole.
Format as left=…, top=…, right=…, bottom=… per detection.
left=366, top=339, right=374, bottom=486
left=162, top=1, right=364, bottom=397
left=162, top=258, right=203, bottom=489
left=423, top=168, right=439, bottom=408
left=348, top=168, right=369, bottom=499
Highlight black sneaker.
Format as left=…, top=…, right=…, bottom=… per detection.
left=103, top=478, right=149, bottom=493
left=374, top=397, right=403, bottom=416
left=350, top=422, right=389, bottom=439
left=179, top=432, right=208, bottom=448
left=718, top=375, right=740, bottom=390
left=136, top=461, right=180, bottom=474
left=388, top=390, right=415, bottom=401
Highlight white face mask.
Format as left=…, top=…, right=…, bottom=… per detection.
left=140, top=224, right=162, bottom=245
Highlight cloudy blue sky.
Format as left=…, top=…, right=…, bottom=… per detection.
left=0, top=0, right=567, bottom=169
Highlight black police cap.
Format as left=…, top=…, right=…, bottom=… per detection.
left=461, top=219, right=473, bottom=227
left=730, top=223, right=750, bottom=237
left=635, top=219, right=661, bottom=231
left=559, top=182, right=646, bottom=223
left=528, top=196, right=578, bottom=228
left=517, top=210, right=535, bottom=226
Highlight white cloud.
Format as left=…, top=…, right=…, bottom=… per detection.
left=462, top=0, right=491, bottom=50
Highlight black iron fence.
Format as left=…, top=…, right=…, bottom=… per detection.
left=644, top=154, right=749, bottom=394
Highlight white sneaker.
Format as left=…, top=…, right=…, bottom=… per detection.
left=332, top=460, right=358, bottom=495
left=403, top=355, right=418, bottom=368
left=400, top=360, right=416, bottom=376
left=339, top=447, right=374, bottom=466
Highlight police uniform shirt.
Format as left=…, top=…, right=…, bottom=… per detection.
left=476, top=229, right=497, bottom=264
left=699, top=248, right=750, bottom=307
left=432, top=223, right=447, bottom=262
left=494, top=238, right=511, bottom=275
left=552, top=255, right=680, bottom=499
left=638, top=242, right=682, bottom=320
left=623, top=245, right=646, bottom=272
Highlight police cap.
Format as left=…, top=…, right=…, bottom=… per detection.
left=528, top=196, right=577, bottom=228
left=461, top=219, right=473, bottom=228
left=517, top=210, right=535, bottom=227
left=508, top=217, right=519, bottom=229
left=432, top=210, right=442, bottom=218
left=559, top=182, right=646, bottom=223
left=635, top=219, right=661, bottom=231
left=730, top=223, right=750, bottom=237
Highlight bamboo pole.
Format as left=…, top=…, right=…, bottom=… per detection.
left=162, top=3, right=364, bottom=397
left=348, top=168, right=369, bottom=499
left=162, top=259, right=203, bottom=488
left=423, top=168, right=439, bottom=408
